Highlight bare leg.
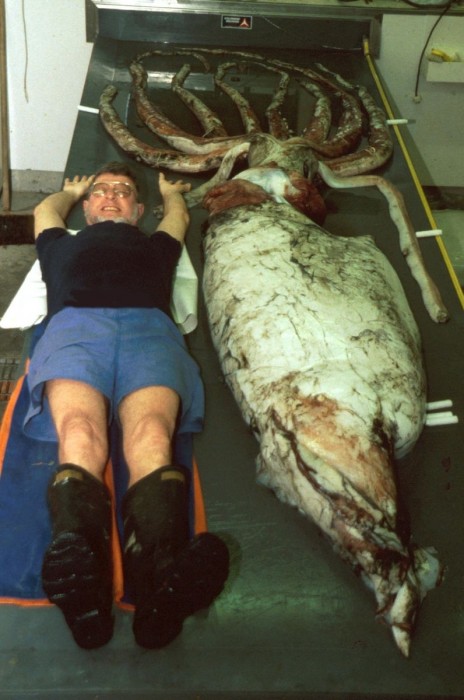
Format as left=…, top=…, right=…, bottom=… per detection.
left=118, top=385, right=180, bottom=487
left=42, top=378, right=113, bottom=648
left=118, top=384, right=229, bottom=649
left=46, top=378, right=110, bottom=480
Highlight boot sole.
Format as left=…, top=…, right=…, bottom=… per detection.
left=133, top=532, right=229, bottom=649
left=42, top=531, right=114, bottom=649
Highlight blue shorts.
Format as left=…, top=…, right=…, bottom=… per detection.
left=24, top=307, right=204, bottom=442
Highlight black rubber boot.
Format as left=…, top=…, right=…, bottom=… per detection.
left=122, top=465, right=229, bottom=649
left=41, top=464, right=114, bottom=649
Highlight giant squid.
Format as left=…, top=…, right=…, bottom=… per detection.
left=98, top=48, right=448, bottom=655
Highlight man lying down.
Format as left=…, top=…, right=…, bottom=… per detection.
left=26, top=161, right=229, bottom=650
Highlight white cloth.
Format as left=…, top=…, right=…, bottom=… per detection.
left=0, top=230, right=199, bottom=335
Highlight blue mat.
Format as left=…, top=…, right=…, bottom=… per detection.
left=0, top=324, right=198, bottom=603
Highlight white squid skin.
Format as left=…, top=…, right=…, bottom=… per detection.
left=202, top=194, right=441, bottom=657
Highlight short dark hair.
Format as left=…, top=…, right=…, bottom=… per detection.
left=92, top=161, right=141, bottom=198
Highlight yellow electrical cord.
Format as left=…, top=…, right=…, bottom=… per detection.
left=430, top=48, right=453, bottom=62
left=363, top=37, right=464, bottom=310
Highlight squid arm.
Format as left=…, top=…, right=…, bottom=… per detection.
left=322, top=86, right=393, bottom=176
left=214, top=62, right=262, bottom=134
left=172, top=63, right=228, bottom=138
left=130, top=61, right=246, bottom=155
left=153, top=141, right=252, bottom=217
left=99, top=85, right=230, bottom=172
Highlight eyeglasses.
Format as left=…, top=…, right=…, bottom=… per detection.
left=90, top=181, right=136, bottom=199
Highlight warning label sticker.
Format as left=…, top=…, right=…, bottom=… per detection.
left=221, top=16, right=253, bottom=30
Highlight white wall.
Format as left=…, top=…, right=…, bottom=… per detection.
left=2, top=2, right=463, bottom=188
left=4, top=0, right=92, bottom=183
left=376, top=13, right=464, bottom=187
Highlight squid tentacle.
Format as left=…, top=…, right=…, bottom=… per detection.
left=99, top=85, right=228, bottom=172
left=128, top=48, right=393, bottom=175
left=317, top=161, right=449, bottom=322
left=318, top=91, right=363, bottom=155
left=299, top=79, right=332, bottom=143
left=214, top=62, right=262, bottom=134
left=246, top=55, right=383, bottom=167
left=263, top=69, right=291, bottom=140
left=153, top=140, right=252, bottom=216
left=172, top=63, right=228, bottom=138
left=130, top=60, right=250, bottom=154
left=134, top=47, right=211, bottom=71
left=323, top=85, right=393, bottom=176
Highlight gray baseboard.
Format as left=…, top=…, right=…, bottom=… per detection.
left=10, top=169, right=63, bottom=194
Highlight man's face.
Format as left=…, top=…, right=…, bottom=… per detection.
left=83, top=173, right=144, bottom=225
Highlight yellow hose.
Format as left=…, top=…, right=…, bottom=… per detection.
left=363, top=37, right=464, bottom=310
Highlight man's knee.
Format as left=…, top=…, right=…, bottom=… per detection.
left=124, top=411, right=174, bottom=453
left=55, top=410, right=109, bottom=468
left=46, top=379, right=109, bottom=452
left=59, top=411, right=104, bottom=443
left=119, top=388, right=179, bottom=449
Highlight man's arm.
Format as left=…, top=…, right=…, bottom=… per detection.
left=34, top=174, right=95, bottom=240
left=155, top=173, right=192, bottom=244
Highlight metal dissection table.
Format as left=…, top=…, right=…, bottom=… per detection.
left=1, top=5, right=463, bottom=698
